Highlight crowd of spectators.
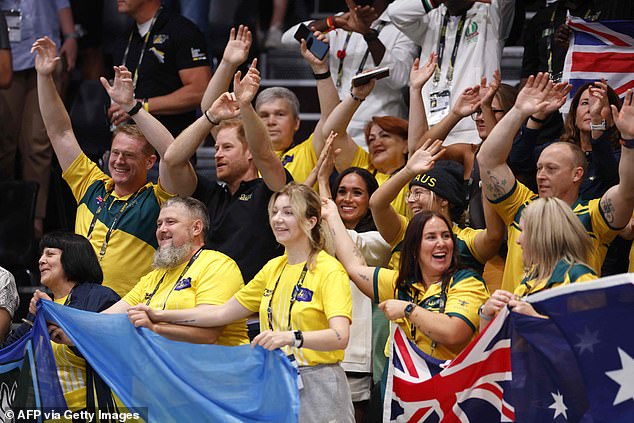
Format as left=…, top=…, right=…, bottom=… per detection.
left=1, top=0, right=633, bottom=421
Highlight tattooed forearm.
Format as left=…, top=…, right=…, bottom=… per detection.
left=334, top=329, right=342, bottom=341
left=174, top=319, right=197, bottom=324
left=358, top=272, right=370, bottom=283
left=601, top=196, right=616, bottom=224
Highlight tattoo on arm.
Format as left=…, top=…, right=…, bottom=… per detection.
left=173, top=319, right=197, bottom=324
left=601, top=196, right=616, bottom=224
left=484, top=171, right=508, bottom=200
left=334, top=329, right=342, bottom=341
left=358, top=272, right=370, bottom=283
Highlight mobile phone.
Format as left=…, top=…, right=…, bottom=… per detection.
left=294, top=23, right=329, bottom=61
left=351, top=67, right=390, bottom=87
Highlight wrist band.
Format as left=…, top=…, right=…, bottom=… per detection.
left=529, top=115, right=546, bottom=124
left=326, top=16, right=336, bottom=31
left=127, top=101, right=143, bottom=117
left=313, top=70, right=331, bottom=80
left=143, top=98, right=149, bottom=112
left=478, top=305, right=492, bottom=320
left=204, top=110, right=220, bottom=126
left=64, top=32, right=79, bottom=40
left=623, top=138, right=634, bottom=149
left=350, top=89, right=365, bottom=103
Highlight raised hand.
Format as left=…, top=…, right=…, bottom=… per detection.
left=514, top=73, right=557, bottom=117
left=31, top=36, right=61, bottom=76
left=208, top=92, right=240, bottom=122
left=530, top=80, right=570, bottom=119
left=233, top=58, right=260, bottom=105
left=410, top=53, right=438, bottom=90
left=100, top=66, right=135, bottom=109
left=338, top=0, right=377, bottom=34
left=589, top=79, right=611, bottom=123
left=222, top=25, right=252, bottom=66
left=452, top=85, right=481, bottom=117
left=479, top=70, right=501, bottom=109
left=300, top=31, right=329, bottom=72
left=320, top=197, right=340, bottom=221
left=405, top=139, right=445, bottom=175
left=351, top=74, right=375, bottom=100
left=318, top=131, right=340, bottom=184
left=611, top=89, right=634, bottom=139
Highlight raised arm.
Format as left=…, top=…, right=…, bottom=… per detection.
left=234, top=60, right=287, bottom=191
left=472, top=196, right=505, bottom=261
left=408, top=53, right=436, bottom=156
left=477, top=70, right=502, bottom=137
left=32, top=37, right=81, bottom=171
left=602, top=89, right=634, bottom=229
left=369, top=139, right=444, bottom=244
left=478, top=73, right=567, bottom=201
left=201, top=25, right=252, bottom=111
left=304, top=131, right=338, bottom=193
left=321, top=199, right=376, bottom=299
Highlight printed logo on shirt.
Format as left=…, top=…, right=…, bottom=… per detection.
left=465, top=21, right=479, bottom=43
left=149, top=47, right=165, bottom=63
left=174, top=277, right=192, bottom=291
left=191, top=48, right=207, bottom=61
left=96, top=195, right=104, bottom=206
left=457, top=299, right=469, bottom=307
left=295, top=287, right=313, bottom=302
left=281, top=154, right=294, bottom=166
left=238, top=193, right=252, bottom=201
left=153, top=34, right=169, bottom=44
left=263, top=288, right=273, bottom=297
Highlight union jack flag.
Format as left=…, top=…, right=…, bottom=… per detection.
left=385, top=308, right=514, bottom=422
left=562, top=17, right=634, bottom=112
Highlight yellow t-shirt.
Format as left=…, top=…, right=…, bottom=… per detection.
left=490, top=181, right=618, bottom=292
left=276, top=135, right=317, bottom=183
left=123, top=250, right=248, bottom=346
left=514, top=259, right=597, bottom=297
left=235, top=250, right=352, bottom=366
left=387, top=214, right=485, bottom=274
left=374, top=267, right=489, bottom=361
left=63, top=153, right=173, bottom=297
left=349, top=146, right=411, bottom=218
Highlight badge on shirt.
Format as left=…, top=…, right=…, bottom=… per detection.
left=149, top=47, right=165, bottom=63
left=174, top=277, right=192, bottom=291
left=429, top=90, right=451, bottom=125
left=295, top=287, right=313, bottom=302
left=238, top=193, right=252, bottom=201
left=190, top=47, right=207, bottom=62
left=4, top=10, right=22, bottom=43
left=281, top=154, right=294, bottom=166
left=153, top=34, right=168, bottom=44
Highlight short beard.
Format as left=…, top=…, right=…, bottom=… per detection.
left=152, top=241, right=193, bottom=269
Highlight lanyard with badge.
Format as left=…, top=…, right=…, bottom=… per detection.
left=266, top=263, right=308, bottom=389
left=144, top=247, right=203, bottom=309
left=429, top=12, right=467, bottom=125
left=121, top=6, right=162, bottom=89
left=86, top=185, right=148, bottom=261
left=2, top=0, right=21, bottom=43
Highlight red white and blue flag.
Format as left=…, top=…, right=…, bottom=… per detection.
left=384, top=274, right=634, bottom=423
left=562, top=17, right=634, bottom=112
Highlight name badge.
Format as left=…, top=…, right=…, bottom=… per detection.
left=4, top=10, right=22, bottom=43
left=429, top=90, right=451, bottom=125
left=287, top=354, right=304, bottom=390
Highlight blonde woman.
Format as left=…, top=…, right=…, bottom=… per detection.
left=479, top=197, right=597, bottom=324
left=131, top=183, right=354, bottom=422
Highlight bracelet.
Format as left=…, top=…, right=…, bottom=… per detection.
left=204, top=110, right=220, bottom=126
left=478, top=305, right=492, bottom=320
left=142, top=98, right=149, bottom=112
left=363, top=29, right=379, bottom=42
left=528, top=115, right=547, bottom=124
left=127, top=101, right=143, bottom=116
left=590, top=119, right=607, bottom=131
left=326, top=16, right=336, bottom=31
left=313, top=70, right=331, bottom=80
left=623, top=138, right=634, bottom=149
left=350, top=89, right=365, bottom=103
left=63, top=32, right=79, bottom=40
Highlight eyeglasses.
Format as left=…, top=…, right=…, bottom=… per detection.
left=406, top=190, right=427, bottom=201
left=471, top=109, right=505, bottom=120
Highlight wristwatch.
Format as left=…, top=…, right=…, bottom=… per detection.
left=589, top=119, right=607, bottom=131
left=404, top=302, right=416, bottom=319
left=293, top=330, right=304, bottom=348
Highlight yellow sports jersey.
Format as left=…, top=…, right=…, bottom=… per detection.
left=374, top=267, right=489, bottom=361
left=123, top=250, right=248, bottom=346
left=350, top=146, right=411, bottom=218
left=63, top=153, right=173, bottom=297
left=235, top=250, right=352, bottom=366
left=276, top=134, right=317, bottom=183
left=388, top=214, right=486, bottom=274
left=490, top=181, right=619, bottom=292
left=514, top=259, right=597, bottom=297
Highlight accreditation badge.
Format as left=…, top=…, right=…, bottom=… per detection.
left=4, top=10, right=22, bottom=42
left=428, top=90, right=451, bottom=125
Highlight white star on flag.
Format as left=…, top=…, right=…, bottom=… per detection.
left=605, top=348, right=634, bottom=406
left=549, top=391, right=568, bottom=420
left=574, top=326, right=600, bottom=355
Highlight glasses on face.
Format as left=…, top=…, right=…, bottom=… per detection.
left=471, top=108, right=505, bottom=121
left=406, top=190, right=427, bottom=201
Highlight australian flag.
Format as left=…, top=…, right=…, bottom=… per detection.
left=386, top=274, right=634, bottom=422
left=562, top=17, right=634, bottom=112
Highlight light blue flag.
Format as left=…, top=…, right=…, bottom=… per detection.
left=40, top=300, right=300, bottom=422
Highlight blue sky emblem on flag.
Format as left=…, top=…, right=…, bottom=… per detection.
left=174, top=277, right=192, bottom=291
left=281, top=154, right=294, bottom=166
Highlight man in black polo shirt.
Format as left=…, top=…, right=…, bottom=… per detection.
left=109, top=0, right=211, bottom=137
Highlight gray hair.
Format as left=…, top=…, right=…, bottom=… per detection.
left=255, top=87, right=300, bottom=118
left=163, top=197, right=210, bottom=237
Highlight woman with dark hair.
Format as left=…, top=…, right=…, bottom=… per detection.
left=331, top=167, right=379, bottom=233
left=14, top=232, right=120, bottom=415
left=323, top=206, right=489, bottom=360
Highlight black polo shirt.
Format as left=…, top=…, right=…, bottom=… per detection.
left=116, top=8, right=209, bottom=136
left=193, top=171, right=293, bottom=283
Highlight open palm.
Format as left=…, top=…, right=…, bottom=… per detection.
left=209, top=92, right=240, bottom=121
left=101, top=66, right=135, bottom=106
left=223, top=25, right=252, bottom=66
left=234, top=59, right=260, bottom=104
left=31, top=37, right=60, bottom=76
left=410, top=53, right=437, bottom=90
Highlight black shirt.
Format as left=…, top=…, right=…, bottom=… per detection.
left=193, top=171, right=293, bottom=283
left=116, top=8, right=209, bottom=136
left=0, top=14, right=9, bottom=50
